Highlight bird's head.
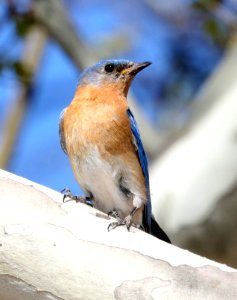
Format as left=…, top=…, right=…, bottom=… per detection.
left=78, top=59, right=151, bottom=96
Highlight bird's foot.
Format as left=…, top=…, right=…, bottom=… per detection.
left=61, top=188, right=93, bottom=206
left=108, top=212, right=139, bottom=232
left=108, top=209, right=120, bottom=219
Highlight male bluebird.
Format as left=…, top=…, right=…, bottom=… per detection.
left=59, top=59, right=170, bottom=243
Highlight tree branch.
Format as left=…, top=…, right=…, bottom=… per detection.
left=0, top=169, right=236, bottom=299
left=0, top=26, right=47, bottom=168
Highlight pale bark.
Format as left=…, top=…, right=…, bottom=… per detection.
left=150, top=42, right=237, bottom=268
left=0, top=169, right=236, bottom=300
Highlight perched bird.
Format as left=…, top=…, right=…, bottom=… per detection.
left=59, top=59, right=170, bottom=243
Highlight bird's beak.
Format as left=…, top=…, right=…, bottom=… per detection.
left=121, top=61, right=152, bottom=76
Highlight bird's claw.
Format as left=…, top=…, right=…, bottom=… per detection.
left=61, top=188, right=93, bottom=206
left=61, top=187, right=80, bottom=202
left=108, top=214, right=137, bottom=232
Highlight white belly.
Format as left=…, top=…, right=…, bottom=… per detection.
left=71, top=147, right=133, bottom=217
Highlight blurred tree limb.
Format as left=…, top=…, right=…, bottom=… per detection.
left=33, top=0, right=129, bottom=66
left=143, top=0, right=237, bottom=157
left=145, top=0, right=237, bottom=43
left=32, top=0, right=95, bottom=68
left=151, top=38, right=237, bottom=268
left=0, top=26, right=47, bottom=168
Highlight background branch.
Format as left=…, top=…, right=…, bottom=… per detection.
left=0, top=26, right=47, bottom=168
left=151, top=39, right=237, bottom=268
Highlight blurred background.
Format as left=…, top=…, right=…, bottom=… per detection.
left=1, top=0, right=237, bottom=268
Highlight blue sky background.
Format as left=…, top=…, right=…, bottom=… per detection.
left=0, top=0, right=234, bottom=194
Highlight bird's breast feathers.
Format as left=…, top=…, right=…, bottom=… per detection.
left=63, top=84, right=134, bottom=159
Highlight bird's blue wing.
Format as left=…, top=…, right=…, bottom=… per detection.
left=59, top=108, right=68, bottom=155
left=127, top=109, right=152, bottom=232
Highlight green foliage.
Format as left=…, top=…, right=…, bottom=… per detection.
left=204, top=18, right=228, bottom=45
left=15, top=15, right=35, bottom=37
left=192, top=0, right=230, bottom=46
left=192, top=0, right=219, bottom=11
left=12, top=61, right=33, bottom=84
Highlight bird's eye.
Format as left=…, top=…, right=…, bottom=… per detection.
left=104, top=63, right=115, bottom=73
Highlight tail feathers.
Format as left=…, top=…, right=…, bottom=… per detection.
left=150, top=215, right=171, bottom=243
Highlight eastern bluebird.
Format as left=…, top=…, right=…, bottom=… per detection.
left=59, top=59, right=170, bottom=243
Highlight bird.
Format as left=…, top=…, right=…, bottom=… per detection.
left=59, top=59, right=170, bottom=243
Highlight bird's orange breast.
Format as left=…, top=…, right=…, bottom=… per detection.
left=63, top=84, right=135, bottom=159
